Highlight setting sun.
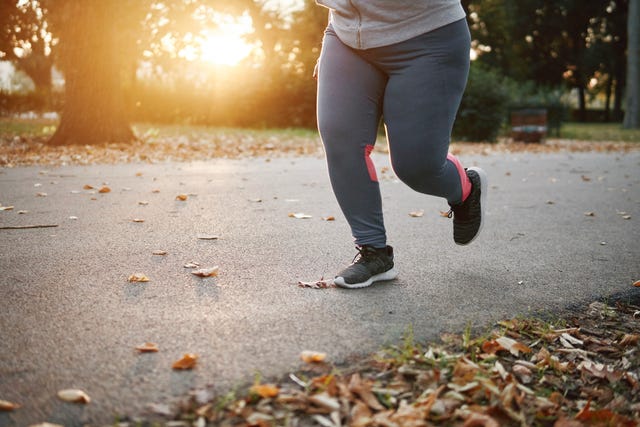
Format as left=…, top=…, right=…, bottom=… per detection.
left=199, top=32, right=254, bottom=66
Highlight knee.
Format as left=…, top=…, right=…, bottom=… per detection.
left=392, top=155, right=445, bottom=191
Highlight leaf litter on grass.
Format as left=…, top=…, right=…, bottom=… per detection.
left=149, top=298, right=639, bottom=427
left=2, top=129, right=639, bottom=167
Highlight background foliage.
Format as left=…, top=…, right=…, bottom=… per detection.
left=0, top=0, right=635, bottom=143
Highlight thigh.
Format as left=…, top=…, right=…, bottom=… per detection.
left=383, top=20, right=470, bottom=168
left=316, top=27, right=387, bottom=154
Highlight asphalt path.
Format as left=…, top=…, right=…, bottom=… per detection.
left=1, top=150, right=639, bottom=426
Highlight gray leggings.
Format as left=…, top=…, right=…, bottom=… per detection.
left=316, top=19, right=471, bottom=248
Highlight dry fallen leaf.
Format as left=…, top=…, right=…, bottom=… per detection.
left=289, top=212, right=312, bottom=219
left=83, top=184, right=94, bottom=190
left=584, top=211, right=595, bottom=217
left=172, top=353, right=198, bottom=370
left=184, top=262, right=200, bottom=268
left=132, top=218, right=145, bottom=223
left=138, top=201, right=149, bottom=206
left=0, top=400, right=20, bottom=411
left=135, top=342, right=159, bottom=353
left=297, top=279, right=335, bottom=289
left=57, top=389, right=91, bottom=404
left=152, top=250, right=167, bottom=256
left=439, top=210, right=451, bottom=217
left=148, top=403, right=172, bottom=416
left=309, top=392, right=340, bottom=411
left=634, top=280, right=640, bottom=287
left=409, top=210, right=424, bottom=217
left=128, top=273, right=150, bottom=282
left=250, top=384, right=280, bottom=398
left=197, top=234, right=220, bottom=240
left=463, top=412, right=500, bottom=427
left=496, top=336, right=532, bottom=356
left=481, top=339, right=503, bottom=355
left=618, top=334, right=639, bottom=347
left=176, top=194, right=188, bottom=201
left=98, top=186, right=111, bottom=193
left=321, top=216, right=335, bottom=221
left=28, top=423, right=64, bottom=427
left=301, top=350, right=327, bottom=363
left=0, top=206, right=14, bottom=211
left=191, top=266, right=219, bottom=278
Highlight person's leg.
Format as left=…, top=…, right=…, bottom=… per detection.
left=316, top=26, right=388, bottom=248
left=317, top=26, right=398, bottom=288
left=379, top=19, right=472, bottom=205
left=372, top=18, right=486, bottom=245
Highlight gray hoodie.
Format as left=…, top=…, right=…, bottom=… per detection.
left=316, top=0, right=466, bottom=49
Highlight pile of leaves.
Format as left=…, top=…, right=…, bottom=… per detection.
left=137, top=297, right=640, bottom=427
left=1, top=132, right=639, bottom=167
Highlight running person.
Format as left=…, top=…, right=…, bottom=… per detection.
left=315, top=0, right=488, bottom=289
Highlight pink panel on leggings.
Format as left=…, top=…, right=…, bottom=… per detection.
left=365, top=145, right=378, bottom=182
left=447, top=153, right=471, bottom=202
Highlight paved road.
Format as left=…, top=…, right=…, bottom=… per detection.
left=1, top=150, right=639, bottom=426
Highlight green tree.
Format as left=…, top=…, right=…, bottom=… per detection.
left=0, top=0, right=54, bottom=97
left=624, top=0, right=639, bottom=127
left=467, top=0, right=628, bottom=122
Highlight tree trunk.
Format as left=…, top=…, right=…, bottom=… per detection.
left=48, top=2, right=135, bottom=146
left=577, top=84, right=587, bottom=122
left=604, top=75, right=612, bottom=122
left=18, top=54, right=54, bottom=110
left=624, top=0, right=640, bottom=128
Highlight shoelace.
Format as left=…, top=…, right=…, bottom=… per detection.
left=352, top=246, right=376, bottom=264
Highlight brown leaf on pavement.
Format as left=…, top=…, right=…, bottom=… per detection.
left=0, top=400, right=20, bottom=411
left=197, top=234, right=220, bottom=240
left=172, top=353, right=198, bottom=370
left=128, top=273, right=150, bottom=282
left=191, top=266, right=219, bottom=278
left=135, top=342, right=159, bottom=353
left=98, top=186, right=111, bottom=193
left=301, top=350, right=327, bottom=363
left=176, top=194, right=188, bottom=201
left=289, top=212, right=312, bottom=219
left=297, top=278, right=335, bottom=289
left=57, top=389, right=91, bottom=404
left=409, top=210, right=424, bottom=217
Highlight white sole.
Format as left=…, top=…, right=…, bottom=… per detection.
left=457, top=166, right=488, bottom=246
left=334, top=267, right=398, bottom=289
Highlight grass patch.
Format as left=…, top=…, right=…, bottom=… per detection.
left=0, top=117, right=57, bottom=137
left=559, top=122, right=640, bottom=142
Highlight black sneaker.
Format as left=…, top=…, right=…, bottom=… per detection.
left=448, top=167, right=487, bottom=245
left=334, top=245, right=398, bottom=289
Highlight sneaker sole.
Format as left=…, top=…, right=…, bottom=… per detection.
left=334, top=267, right=398, bottom=289
left=457, top=166, right=488, bottom=246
